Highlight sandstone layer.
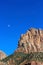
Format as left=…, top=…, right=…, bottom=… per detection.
left=0, top=28, right=43, bottom=65
left=0, top=50, right=7, bottom=60
left=15, top=28, right=43, bottom=53
left=15, top=28, right=43, bottom=65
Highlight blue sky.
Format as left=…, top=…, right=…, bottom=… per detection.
left=0, top=0, right=43, bottom=55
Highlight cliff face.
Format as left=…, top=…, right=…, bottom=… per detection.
left=0, top=28, right=43, bottom=65
left=14, top=28, right=43, bottom=65
left=15, top=28, right=43, bottom=53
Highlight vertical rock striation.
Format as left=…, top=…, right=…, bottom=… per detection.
left=15, top=28, right=43, bottom=53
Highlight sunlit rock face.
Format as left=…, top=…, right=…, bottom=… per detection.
left=0, top=50, right=7, bottom=60
left=15, top=28, right=43, bottom=65
left=15, top=28, right=43, bottom=53
left=31, top=61, right=43, bottom=65
left=0, top=51, right=7, bottom=65
left=0, top=28, right=43, bottom=65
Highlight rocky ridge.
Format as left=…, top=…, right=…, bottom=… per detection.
left=0, top=28, right=43, bottom=65
left=16, top=28, right=43, bottom=53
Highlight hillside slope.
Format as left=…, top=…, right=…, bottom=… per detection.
left=1, top=52, right=43, bottom=65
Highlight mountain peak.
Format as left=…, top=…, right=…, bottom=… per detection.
left=15, top=28, right=43, bottom=53
left=0, top=28, right=43, bottom=65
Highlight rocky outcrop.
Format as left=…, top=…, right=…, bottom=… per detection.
left=0, top=28, right=43, bottom=65
left=0, top=62, right=7, bottom=65
left=15, top=28, right=43, bottom=65
left=0, top=50, right=7, bottom=60
left=15, top=28, right=43, bottom=53
left=0, top=50, right=7, bottom=65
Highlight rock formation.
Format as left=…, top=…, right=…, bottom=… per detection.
left=0, top=50, right=7, bottom=60
left=15, top=28, right=43, bottom=65
left=0, top=50, right=7, bottom=65
left=15, top=28, right=43, bottom=53
left=0, top=28, right=43, bottom=65
left=0, top=62, right=7, bottom=65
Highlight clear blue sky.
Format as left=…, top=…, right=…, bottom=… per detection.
left=0, top=0, right=43, bottom=55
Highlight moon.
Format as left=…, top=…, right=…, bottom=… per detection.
left=8, top=25, right=11, bottom=27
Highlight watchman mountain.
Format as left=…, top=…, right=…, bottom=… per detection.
left=0, top=28, right=43, bottom=65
